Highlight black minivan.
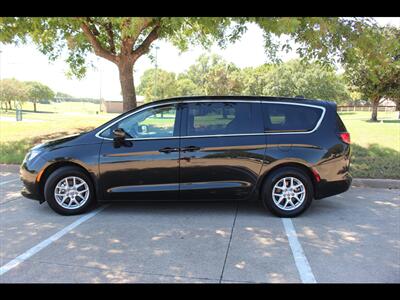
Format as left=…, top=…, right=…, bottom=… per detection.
left=20, top=96, right=351, bottom=217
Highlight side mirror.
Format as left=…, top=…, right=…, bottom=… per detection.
left=113, top=128, right=127, bottom=140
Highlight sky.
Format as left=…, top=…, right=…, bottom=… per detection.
left=0, top=17, right=399, bottom=101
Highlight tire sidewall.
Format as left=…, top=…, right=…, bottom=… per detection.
left=262, top=167, right=313, bottom=217
left=44, top=167, right=95, bottom=215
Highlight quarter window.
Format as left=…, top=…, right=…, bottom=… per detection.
left=100, top=104, right=177, bottom=139
left=262, top=103, right=323, bottom=132
left=186, top=102, right=262, bottom=136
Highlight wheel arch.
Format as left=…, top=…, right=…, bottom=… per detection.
left=38, top=161, right=98, bottom=201
left=256, top=162, right=317, bottom=200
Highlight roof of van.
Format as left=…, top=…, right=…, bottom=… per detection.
left=146, top=95, right=336, bottom=108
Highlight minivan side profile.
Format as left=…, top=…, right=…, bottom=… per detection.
left=20, top=96, right=352, bottom=217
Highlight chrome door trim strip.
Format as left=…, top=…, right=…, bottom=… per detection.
left=95, top=99, right=326, bottom=141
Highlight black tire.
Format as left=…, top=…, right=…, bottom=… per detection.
left=44, top=166, right=95, bottom=215
left=261, top=167, right=313, bottom=217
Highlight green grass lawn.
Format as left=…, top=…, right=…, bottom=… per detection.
left=1, top=103, right=399, bottom=179
left=338, top=111, right=400, bottom=179
left=0, top=102, right=117, bottom=164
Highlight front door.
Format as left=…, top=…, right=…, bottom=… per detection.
left=98, top=103, right=181, bottom=201
left=179, top=101, right=266, bottom=201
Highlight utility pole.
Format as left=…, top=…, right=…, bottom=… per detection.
left=0, top=49, right=2, bottom=112
left=0, top=49, right=2, bottom=82
left=153, top=46, right=159, bottom=101
left=97, top=57, right=102, bottom=112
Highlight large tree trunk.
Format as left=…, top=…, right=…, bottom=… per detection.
left=370, top=96, right=380, bottom=122
left=33, top=100, right=37, bottom=112
left=118, top=60, right=136, bottom=112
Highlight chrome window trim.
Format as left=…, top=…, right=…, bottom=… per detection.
left=95, top=99, right=326, bottom=141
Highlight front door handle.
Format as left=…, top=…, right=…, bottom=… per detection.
left=159, top=147, right=179, bottom=153
left=181, top=146, right=200, bottom=152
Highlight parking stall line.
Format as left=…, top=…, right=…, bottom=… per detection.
left=282, top=218, right=316, bottom=283
left=0, top=178, right=20, bottom=186
left=0, top=205, right=108, bottom=276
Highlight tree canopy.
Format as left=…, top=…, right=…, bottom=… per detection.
left=25, top=81, right=55, bottom=111
left=0, top=78, right=29, bottom=111
left=0, top=79, right=54, bottom=111
left=259, top=60, right=350, bottom=102
left=343, top=25, right=400, bottom=121
left=0, top=17, right=376, bottom=111
left=137, top=69, right=177, bottom=102
left=137, top=56, right=351, bottom=103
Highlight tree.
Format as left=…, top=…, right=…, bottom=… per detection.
left=204, top=62, right=243, bottom=95
left=25, top=81, right=55, bottom=112
left=0, top=17, right=245, bottom=111
left=260, top=60, right=350, bottom=102
left=175, top=76, right=201, bottom=96
left=0, top=78, right=29, bottom=111
left=241, top=65, right=273, bottom=96
left=55, top=92, right=73, bottom=98
left=137, top=68, right=177, bottom=102
left=343, top=25, right=400, bottom=121
left=178, top=54, right=243, bottom=95
left=0, top=17, right=375, bottom=112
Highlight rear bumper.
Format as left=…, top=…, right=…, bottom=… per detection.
left=315, top=174, right=352, bottom=199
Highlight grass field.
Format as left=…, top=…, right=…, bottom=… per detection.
left=338, top=111, right=400, bottom=179
left=1, top=103, right=399, bottom=179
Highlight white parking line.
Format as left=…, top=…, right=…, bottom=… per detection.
left=282, top=218, right=316, bottom=283
left=0, top=178, right=20, bottom=186
left=0, top=205, right=108, bottom=276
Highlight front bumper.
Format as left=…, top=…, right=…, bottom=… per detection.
left=21, top=187, right=43, bottom=202
left=19, top=159, right=47, bottom=203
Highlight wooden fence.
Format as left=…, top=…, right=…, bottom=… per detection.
left=337, top=106, right=397, bottom=112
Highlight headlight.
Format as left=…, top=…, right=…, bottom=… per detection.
left=24, top=149, right=43, bottom=162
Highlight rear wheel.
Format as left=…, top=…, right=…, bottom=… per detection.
left=44, top=166, right=95, bottom=215
left=261, top=167, right=313, bottom=217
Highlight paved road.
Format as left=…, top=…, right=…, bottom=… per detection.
left=0, top=168, right=399, bottom=283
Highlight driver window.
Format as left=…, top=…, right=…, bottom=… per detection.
left=101, top=104, right=177, bottom=139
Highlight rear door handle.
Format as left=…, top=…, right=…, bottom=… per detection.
left=181, top=146, right=200, bottom=152
left=159, top=147, right=179, bottom=153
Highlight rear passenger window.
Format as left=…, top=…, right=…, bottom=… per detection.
left=186, top=102, right=262, bottom=136
left=336, top=113, right=347, bottom=132
left=262, top=103, right=323, bottom=132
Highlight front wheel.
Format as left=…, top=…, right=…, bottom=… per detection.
left=44, top=166, right=95, bottom=215
left=261, top=167, right=313, bottom=217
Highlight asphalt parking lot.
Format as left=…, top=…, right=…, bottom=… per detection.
left=0, top=166, right=399, bottom=283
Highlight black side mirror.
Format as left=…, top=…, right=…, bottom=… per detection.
left=113, top=128, right=127, bottom=141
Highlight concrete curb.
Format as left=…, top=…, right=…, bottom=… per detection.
left=1, top=164, right=399, bottom=189
left=352, top=178, right=400, bottom=190
left=0, top=164, right=20, bottom=173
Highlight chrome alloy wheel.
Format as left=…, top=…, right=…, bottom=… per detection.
left=272, top=177, right=306, bottom=211
left=54, top=176, right=90, bottom=209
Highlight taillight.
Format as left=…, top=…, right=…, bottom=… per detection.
left=339, top=132, right=351, bottom=144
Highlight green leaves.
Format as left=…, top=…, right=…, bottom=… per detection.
left=0, top=17, right=394, bottom=109
left=343, top=25, right=400, bottom=102
left=25, top=81, right=55, bottom=101
left=136, top=56, right=350, bottom=103
left=0, top=78, right=30, bottom=108
left=136, top=69, right=178, bottom=102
